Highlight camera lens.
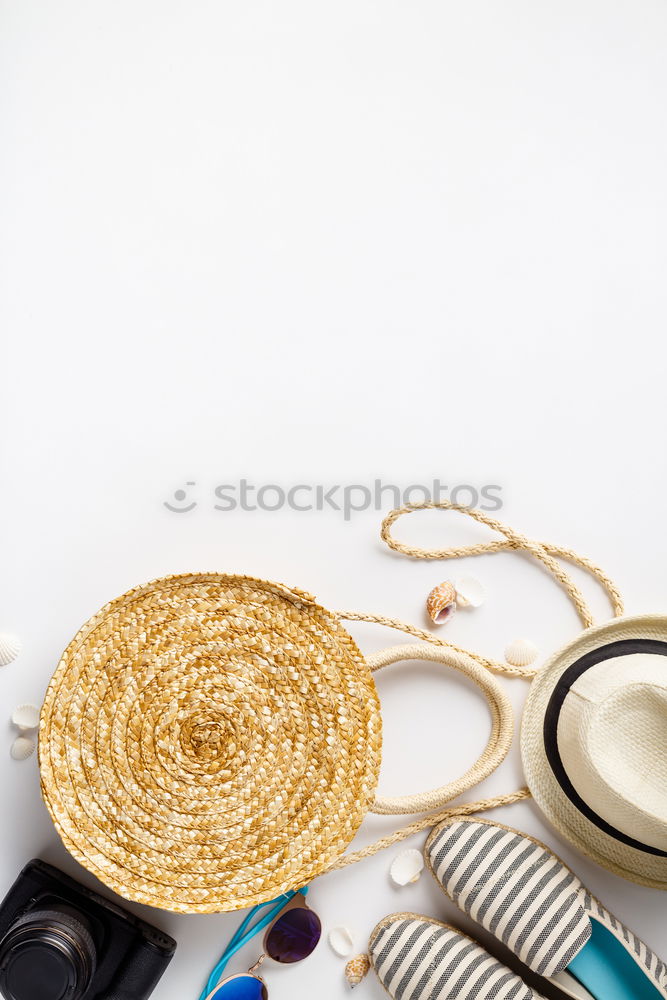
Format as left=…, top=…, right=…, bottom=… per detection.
left=0, top=907, right=96, bottom=1000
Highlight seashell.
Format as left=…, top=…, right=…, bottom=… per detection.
left=11, top=704, right=41, bottom=732
left=390, top=847, right=424, bottom=886
left=328, top=926, right=355, bottom=957
left=345, top=953, right=371, bottom=988
left=426, top=582, right=457, bottom=624
left=10, top=736, right=36, bottom=761
left=0, top=632, right=21, bottom=667
left=504, top=638, right=539, bottom=668
left=454, top=575, right=485, bottom=608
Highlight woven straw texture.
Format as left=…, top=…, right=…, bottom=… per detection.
left=521, top=613, right=667, bottom=889
left=39, top=573, right=382, bottom=914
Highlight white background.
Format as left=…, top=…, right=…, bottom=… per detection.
left=1, top=1, right=667, bottom=998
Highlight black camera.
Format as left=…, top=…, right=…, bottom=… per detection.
left=0, top=860, right=176, bottom=1000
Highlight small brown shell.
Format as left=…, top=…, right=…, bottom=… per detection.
left=426, top=581, right=457, bottom=624
left=345, top=953, right=371, bottom=988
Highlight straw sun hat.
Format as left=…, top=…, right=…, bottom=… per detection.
left=521, top=613, right=667, bottom=889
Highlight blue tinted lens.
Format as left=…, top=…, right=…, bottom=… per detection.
left=210, top=974, right=267, bottom=1000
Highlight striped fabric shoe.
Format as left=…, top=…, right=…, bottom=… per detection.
left=369, top=913, right=546, bottom=1000
left=425, top=818, right=667, bottom=1000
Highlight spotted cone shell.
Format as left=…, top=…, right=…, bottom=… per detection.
left=345, top=953, right=371, bottom=988
left=426, top=581, right=457, bottom=624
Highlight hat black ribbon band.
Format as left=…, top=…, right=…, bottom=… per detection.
left=543, top=638, right=667, bottom=859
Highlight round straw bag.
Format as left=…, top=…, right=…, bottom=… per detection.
left=39, top=572, right=516, bottom=914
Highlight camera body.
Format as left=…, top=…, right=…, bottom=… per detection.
left=0, top=860, right=176, bottom=1000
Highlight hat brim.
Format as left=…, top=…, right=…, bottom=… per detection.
left=521, top=613, right=667, bottom=888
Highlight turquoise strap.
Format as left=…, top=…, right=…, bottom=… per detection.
left=199, top=887, right=309, bottom=1000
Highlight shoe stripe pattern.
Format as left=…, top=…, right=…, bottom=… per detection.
left=427, top=821, right=591, bottom=978
left=369, top=918, right=540, bottom=1000
left=428, top=820, right=667, bottom=993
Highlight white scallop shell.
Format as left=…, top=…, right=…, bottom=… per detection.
left=11, top=704, right=41, bottom=732
left=10, top=736, right=36, bottom=761
left=328, top=926, right=355, bottom=957
left=390, top=848, right=424, bottom=886
left=504, top=638, right=539, bottom=668
left=0, top=632, right=21, bottom=667
left=455, top=575, right=485, bottom=608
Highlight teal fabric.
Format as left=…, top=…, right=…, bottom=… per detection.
left=567, top=918, right=663, bottom=1000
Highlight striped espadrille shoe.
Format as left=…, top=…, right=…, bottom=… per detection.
left=425, top=818, right=667, bottom=1000
left=369, top=913, right=546, bottom=1000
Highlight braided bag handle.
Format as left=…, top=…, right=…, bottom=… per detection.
left=325, top=501, right=625, bottom=873
left=380, top=500, right=625, bottom=629
left=365, top=642, right=513, bottom=816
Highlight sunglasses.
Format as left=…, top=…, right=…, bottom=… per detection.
left=204, top=892, right=321, bottom=1000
